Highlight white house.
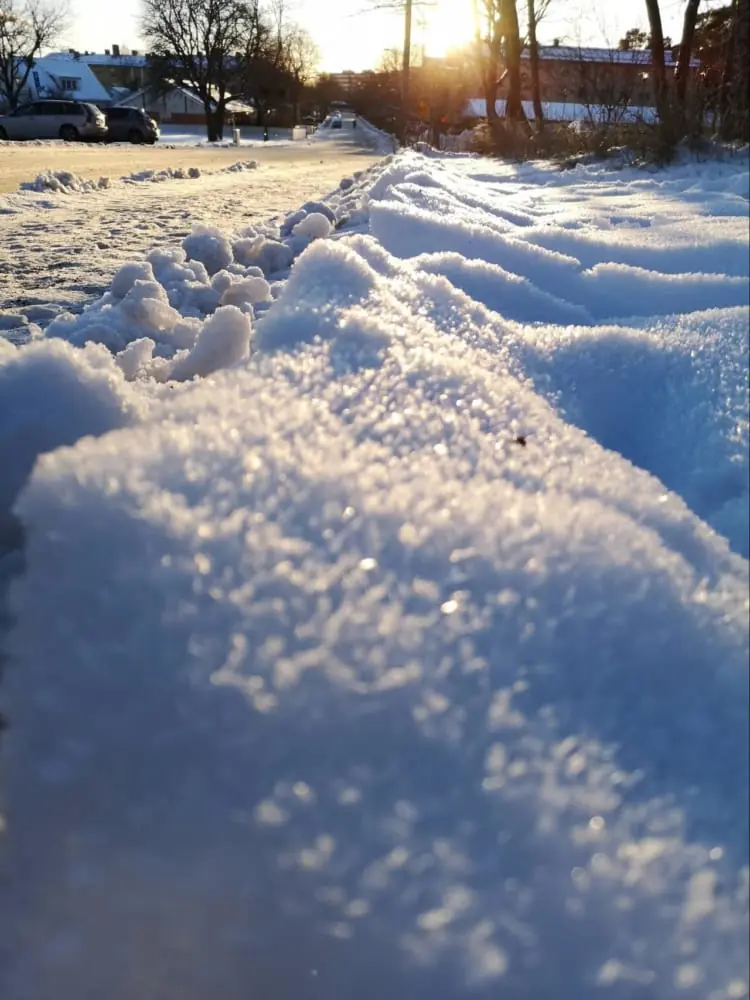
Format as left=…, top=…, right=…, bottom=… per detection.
left=115, top=84, right=255, bottom=125
left=10, top=53, right=113, bottom=107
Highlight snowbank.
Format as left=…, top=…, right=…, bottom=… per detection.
left=1, top=147, right=748, bottom=1000
left=122, top=166, right=202, bottom=183
left=19, top=170, right=111, bottom=194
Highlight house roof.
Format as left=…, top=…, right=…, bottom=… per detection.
left=523, top=46, right=699, bottom=69
left=80, top=53, right=148, bottom=68
left=45, top=51, right=148, bottom=68
left=26, top=55, right=112, bottom=103
left=115, top=84, right=254, bottom=116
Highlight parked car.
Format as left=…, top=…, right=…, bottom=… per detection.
left=0, top=100, right=107, bottom=141
left=105, top=106, right=160, bottom=144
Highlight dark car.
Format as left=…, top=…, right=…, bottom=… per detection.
left=0, top=100, right=107, bottom=141
left=105, top=107, right=160, bottom=144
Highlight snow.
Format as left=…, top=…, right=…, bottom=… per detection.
left=19, top=171, right=111, bottom=194
left=292, top=211, right=334, bottom=239
left=122, top=166, right=202, bottom=183
left=0, top=142, right=748, bottom=1000
left=158, top=124, right=294, bottom=147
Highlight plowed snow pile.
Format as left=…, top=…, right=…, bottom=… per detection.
left=0, top=148, right=748, bottom=1000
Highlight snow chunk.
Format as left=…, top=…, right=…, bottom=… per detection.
left=220, top=276, right=273, bottom=308
left=170, top=305, right=252, bottom=380
left=292, top=212, right=333, bottom=240
left=232, top=235, right=294, bottom=276
left=123, top=167, right=201, bottom=183
left=255, top=239, right=378, bottom=350
left=224, top=160, right=259, bottom=172
left=19, top=171, right=110, bottom=194
left=116, top=337, right=156, bottom=381
left=183, top=224, right=234, bottom=275
left=0, top=339, right=141, bottom=529
left=111, top=262, right=155, bottom=300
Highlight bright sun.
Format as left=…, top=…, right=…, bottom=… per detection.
left=416, top=0, right=476, bottom=58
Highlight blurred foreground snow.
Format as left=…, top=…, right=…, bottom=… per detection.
left=0, top=145, right=748, bottom=1000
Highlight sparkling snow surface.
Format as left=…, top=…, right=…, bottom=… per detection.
left=0, top=146, right=748, bottom=1000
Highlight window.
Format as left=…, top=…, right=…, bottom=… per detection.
left=59, top=77, right=80, bottom=92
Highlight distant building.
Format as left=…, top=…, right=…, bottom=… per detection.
left=78, top=49, right=148, bottom=94
left=326, top=71, right=365, bottom=95
left=114, top=84, right=255, bottom=126
left=466, top=45, right=700, bottom=122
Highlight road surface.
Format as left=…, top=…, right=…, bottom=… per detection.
left=0, top=135, right=382, bottom=315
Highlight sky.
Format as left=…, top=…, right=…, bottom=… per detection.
left=64, top=0, right=693, bottom=73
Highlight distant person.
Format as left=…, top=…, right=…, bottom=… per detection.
left=263, top=125, right=269, bottom=141
left=353, top=116, right=357, bottom=129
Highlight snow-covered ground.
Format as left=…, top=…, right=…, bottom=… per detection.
left=0, top=139, right=381, bottom=313
left=0, top=142, right=748, bottom=1000
left=158, top=123, right=296, bottom=146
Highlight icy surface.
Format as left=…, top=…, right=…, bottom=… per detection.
left=0, top=146, right=748, bottom=1000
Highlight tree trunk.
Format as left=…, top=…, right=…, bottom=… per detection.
left=645, top=0, right=669, bottom=124
left=205, top=105, right=224, bottom=142
left=527, top=0, right=544, bottom=131
left=501, top=0, right=526, bottom=123
left=401, top=0, right=413, bottom=142
left=720, top=0, right=750, bottom=139
left=675, top=0, right=700, bottom=106
left=205, top=103, right=217, bottom=141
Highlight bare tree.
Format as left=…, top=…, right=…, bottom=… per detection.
left=0, top=0, right=68, bottom=111
left=526, top=0, right=543, bottom=127
left=473, top=0, right=528, bottom=137
left=357, top=0, right=434, bottom=140
left=142, top=0, right=265, bottom=141
left=501, top=0, right=524, bottom=120
left=281, top=23, right=318, bottom=124
left=719, top=0, right=749, bottom=139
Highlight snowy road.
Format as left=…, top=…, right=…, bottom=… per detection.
left=0, top=137, right=380, bottom=313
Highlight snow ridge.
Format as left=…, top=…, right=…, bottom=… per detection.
left=0, top=148, right=748, bottom=1000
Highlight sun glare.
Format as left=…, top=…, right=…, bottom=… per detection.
left=416, top=0, right=477, bottom=59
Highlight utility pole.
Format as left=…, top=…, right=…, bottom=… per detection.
left=401, top=0, right=412, bottom=142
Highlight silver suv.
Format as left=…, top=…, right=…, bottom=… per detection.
left=0, top=100, right=107, bottom=141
